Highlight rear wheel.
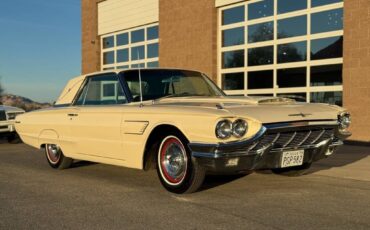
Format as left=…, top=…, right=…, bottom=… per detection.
left=156, top=135, right=205, bottom=194
left=271, top=162, right=312, bottom=176
left=45, top=144, right=73, bottom=169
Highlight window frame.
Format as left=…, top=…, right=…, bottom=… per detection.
left=72, top=72, right=128, bottom=106
left=217, top=0, right=344, bottom=103
left=101, top=23, right=159, bottom=71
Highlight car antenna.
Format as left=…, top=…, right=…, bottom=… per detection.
left=137, top=50, right=144, bottom=107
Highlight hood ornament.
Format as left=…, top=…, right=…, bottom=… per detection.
left=289, top=113, right=312, bottom=118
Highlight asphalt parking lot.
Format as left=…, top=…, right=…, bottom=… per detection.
left=0, top=141, right=369, bottom=230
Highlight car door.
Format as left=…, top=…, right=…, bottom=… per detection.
left=69, top=73, right=127, bottom=160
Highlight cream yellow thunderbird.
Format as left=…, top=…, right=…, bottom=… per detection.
left=15, top=69, right=351, bottom=193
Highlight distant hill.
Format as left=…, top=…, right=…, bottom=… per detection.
left=0, top=94, right=51, bottom=111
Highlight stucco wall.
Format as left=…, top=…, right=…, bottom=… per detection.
left=343, top=0, right=370, bottom=142
left=158, top=0, right=218, bottom=82
left=81, top=0, right=103, bottom=74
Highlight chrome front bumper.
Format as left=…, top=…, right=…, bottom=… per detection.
left=188, top=122, right=350, bottom=174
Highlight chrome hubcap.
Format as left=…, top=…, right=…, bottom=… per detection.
left=47, top=144, right=61, bottom=163
left=159, top=137, right=188, bottom=185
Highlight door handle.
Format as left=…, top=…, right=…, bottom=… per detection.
left=68, top=113, right=78, bottom=117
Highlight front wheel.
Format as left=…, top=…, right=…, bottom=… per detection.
left=156, top=135, right=205, bottom=194
left=45, top=144, right=73, bottom=169
left=271, top=162, right=312, bottom=176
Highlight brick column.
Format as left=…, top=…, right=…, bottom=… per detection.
left=81, top=0, right=104, bottom=74
left=343, top=0, right=370, bottom=142
left=159, top=0, right=218, bottom=82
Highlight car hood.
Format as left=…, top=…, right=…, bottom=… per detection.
left=151, top=96, right=342, bottom=123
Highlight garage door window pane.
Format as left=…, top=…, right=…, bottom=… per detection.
left=117, top=33, right=129, bottom=46
left=117, top=49, right=129, bottom=63
left=131, top=46, right=145, bottom=60
left=278, top=0, right=307, bottom=14
left=147, top=26, right=159, bottom=40
left=222, top=73, right=244, bottom=90
left=147, top=43, right=159, bottom=58
left=311, top=91, right=342, bottom=106
left=278, top=15, right=307, bottom=39
left=277, top=67, right=306, bottom=88
left=147, top=61, right=159, bottom=68
left=103, top=51, right=114, bottom=64
left=311, top=36, right=343, bottom=60
left=248, top=46, right=273, bottom=66
left=222, top=50, right=245, bottom=68
left=131, top=29, right=145, bottom=43
left=248, top=0, right=274, bottom=20
left=248, top=21, right=274, bottom=43
left=311, top=64, right=342, bottom=86
left=222, top=6, right=245, bottom=25
left=222, top=27, right=245, bottom=47
left=103, top=36, right=114, bottom=49
left=311, top=8, right=343, bottom=34
left=312, top=0, right=342, bottom=7
left=278, top=41, right=307, bottom=63
left=248, top=70, right=273, bottom=89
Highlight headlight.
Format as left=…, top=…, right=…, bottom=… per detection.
left=338, top=112, right=351, bottom=130
left=7, top=113, right=17, bottom=120
left=232, top=119, right=248, bottom=138
left=216, top=119, right=232, bottom=139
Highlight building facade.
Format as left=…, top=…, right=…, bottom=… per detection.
left=82, top=0, right=370, bottom=142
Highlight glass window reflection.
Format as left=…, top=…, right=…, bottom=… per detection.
left=147, top=43, right=159, bottom=58
left=277, top=67, right=306, bottom=88
left=278, top=41, right=307, bottom=63
left=312, top=0, right=342, bottom=7
left=131, top=46, right=145, bottom=60
left=222, top=72, right=245, bottom=90
left=248, top=70, right=273, bottom=89
left=147, top=26, right=159, bottom=40
left=311, top=64, right=342, bottom=86
left=117, top=48, right=129, bottom=63
left=278, top=0, right=307, bottom=14
left=131, top=29, right=145, bottom=43
left=222, top=50, right=245, bottom=68
left=311, top=91, right=342, bottom=106
left=311, top=8, right=343, bottom=34
left=278, top=93, right=307, bottom=102
left=278, top=15, right=307, bottom=39
left=103, top=51, right=114, bottom=64
left=117, top=33, right=129, bottom=46
left=222, top=27, right=245, bottom=47
left=103, top=36, right=114, bottom=49
left=248, top=46, right=273, bottom=66
left=311, top=36, right=343, bottom=60
left=248, top=21, right=274, bottom=43
left=222, top=6, right=245, bottom=25
left=248, top=0, right=274, bottom=20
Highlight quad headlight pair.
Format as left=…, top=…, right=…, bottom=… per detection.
left=338, top=112, right=351, bottom=131
left=216, top=119, right=248, bottom=139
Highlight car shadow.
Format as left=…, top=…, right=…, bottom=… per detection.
left=70, top=161, right=97, bottom=169
left=199, top=173, right=251, bottom=192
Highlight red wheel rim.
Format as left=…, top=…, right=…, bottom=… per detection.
left=159, top=136, right=188, bottom=185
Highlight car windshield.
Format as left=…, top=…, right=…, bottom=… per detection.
left=121, top=69, right=224, bottom=101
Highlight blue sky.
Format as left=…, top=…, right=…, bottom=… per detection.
left=0, top=0, right=81, bottom=103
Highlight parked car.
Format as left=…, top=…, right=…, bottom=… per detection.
left=0, top=105, right=25, bottom=143
left=15, top=69, right=351, bottom=193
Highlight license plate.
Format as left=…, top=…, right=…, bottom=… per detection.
left=281, top=150, right=304, bottom=168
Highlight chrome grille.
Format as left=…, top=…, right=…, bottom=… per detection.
left=0, top=110, right=6, bottom=121
left=250, top=128, right=335, bottom=152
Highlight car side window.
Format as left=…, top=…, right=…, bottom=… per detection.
left=75, top=74, right=127, bottom=106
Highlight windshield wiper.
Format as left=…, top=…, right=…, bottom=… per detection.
left=155, top=93, right=207, bottom=100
